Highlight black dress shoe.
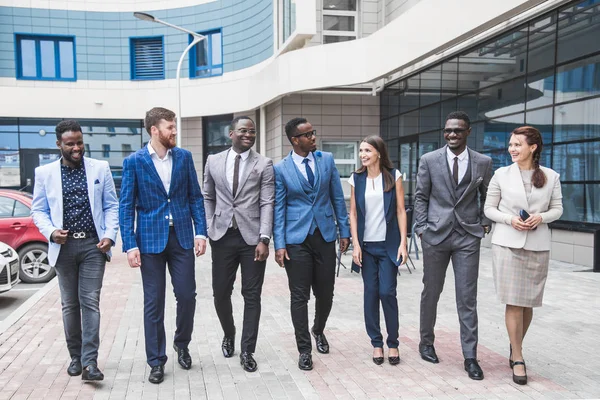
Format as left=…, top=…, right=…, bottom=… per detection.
left=311, top=329, right=329, bottom=354
left=240, top=352, right=258, bottom=372
left=512, top=360, right=527, bottom=385
left=419, top=344, right=439, bottom=364
left=148, top=365, right=164, bottom=384
left=174, top=344, right=192, bottom=370
left=464, top=358, right=484, bottom=380
left=67, top=357, right=82, bottom=376
left=82, top=365, right=104, bottom=381
left=222, top=335, right=235, bottom=358
left=298, top=353, right=313, bottom=371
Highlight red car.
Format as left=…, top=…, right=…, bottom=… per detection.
left=0, top=189, right=54, bottom=283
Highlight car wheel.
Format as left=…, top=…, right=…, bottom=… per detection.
left=18, top=243, right=55, bottom=283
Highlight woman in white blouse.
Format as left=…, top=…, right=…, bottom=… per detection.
left=484, top=126, right=563, bottom=385
left=348, top=135, right=408, bottom=365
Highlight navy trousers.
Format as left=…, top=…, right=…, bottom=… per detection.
left=140, top=227, right=196, bottom=367
left=361, top=241, right=399, bottom=348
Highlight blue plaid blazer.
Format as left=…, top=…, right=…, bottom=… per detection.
left=119, top=146, right=207, bottom=254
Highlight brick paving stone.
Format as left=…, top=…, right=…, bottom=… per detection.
left=0, top=239, right=599, bottom=399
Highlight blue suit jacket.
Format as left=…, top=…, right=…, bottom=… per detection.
left=273, top=150, right=350, bottom=250
left=119, top=146, right=207, bottom=254
left=352, top=169, right=401, bottom=268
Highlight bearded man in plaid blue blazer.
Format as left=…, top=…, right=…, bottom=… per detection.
left=119, top=107, right=207, bottom=384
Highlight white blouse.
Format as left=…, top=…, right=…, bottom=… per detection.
left=348, top=170, right=402, bottom=242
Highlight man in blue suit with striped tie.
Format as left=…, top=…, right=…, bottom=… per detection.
left=273, top=117, right=350, bottom=371
left=119, top=107, right=207, bottom=384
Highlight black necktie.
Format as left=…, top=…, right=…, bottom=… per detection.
left=232, top=154, right=241, bottom=197
left=453, top=156, right=459, bottom=185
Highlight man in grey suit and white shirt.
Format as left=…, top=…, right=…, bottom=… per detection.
left=203, top=116, right=275, bottom=372
left=414, top=111, right=492, bottom=380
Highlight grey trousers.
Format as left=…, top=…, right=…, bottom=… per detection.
left=419, top=230, right=481, bottom=359
left=55, top=237, right=106, bottom=367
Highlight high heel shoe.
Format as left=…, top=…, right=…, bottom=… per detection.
left=509, top=344, right=514, bottom=368
left=372, top=348, right=384, bottom=365
left=387, top=348, right=400, bottom=365
left=512, top=360, right=527, bottom=385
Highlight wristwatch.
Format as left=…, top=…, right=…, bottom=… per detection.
left=259, top=237, right=270, bottom=245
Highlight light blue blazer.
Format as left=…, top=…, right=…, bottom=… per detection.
left=31, top=157, right=119, bottom=266
left=273, top=150, right=350, bottom=250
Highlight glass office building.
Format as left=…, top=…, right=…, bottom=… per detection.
left=381, top=0, right=600, bottom=225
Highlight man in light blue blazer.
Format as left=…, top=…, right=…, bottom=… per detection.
left=31, top=120, right=119, bottom=381
left=119, top=107, right=207, bottom=384
left=274, top=117, right=350, bottom=371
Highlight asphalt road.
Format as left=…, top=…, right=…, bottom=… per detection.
left=0, top=281, right=49, bottom=322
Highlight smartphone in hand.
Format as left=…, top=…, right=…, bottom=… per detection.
left=519, top=209, right=537, bottom=230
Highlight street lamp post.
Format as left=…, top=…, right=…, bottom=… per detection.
left=133, top=12, right=205, bottom=148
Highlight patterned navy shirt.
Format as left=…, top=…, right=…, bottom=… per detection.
left=61, top=160, right=96, bottom=234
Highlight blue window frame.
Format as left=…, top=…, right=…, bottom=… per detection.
left=130, top=36, right=165, bottom=80
left=15, top=34, right=76, bottom=81
left=189, top=29, right=223, bottom=79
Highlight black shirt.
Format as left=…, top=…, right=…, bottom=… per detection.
left=61, top=160, right=96, bottom=234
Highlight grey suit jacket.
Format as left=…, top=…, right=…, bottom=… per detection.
left=203, top=148, right=275, bottom=245
left=414, top=146, right=493, bottom=246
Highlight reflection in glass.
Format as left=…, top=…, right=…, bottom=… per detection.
left=483, top=150, right=512, bottom=171
left=458, top=25, right=528, bottom=93
left=0, top=119, right=18, bottom=150
left=323, top=35, right=354, bottom=44
left=559, top=183, right=584, bottom=221
left=418, top=132, right=441, bottom=157
left=441, top=58, right=458, bottom=100
left=59, top=41, right=74, bottom=79
left=419, top=103, right=440, bottom=133
left=525, top=107, right=553, bottom=145
left=323, top=0, right=357, bottom=11
left=554, top=97, right=600, bottom=142
left=389, top=116, right=399, bottom=139
left=557, top=0, right=600, bottom=64
left=526, top=68, right=554, bottom=109
left=399, top=110, right=419, bottom=136
left=481, top=114, right=525, bottom=151
left=552, top=141, right=600, bottom=181
left=477, top=77, right=526, bottom=119
left=388, top=89, right=400, bottom=118
left=323, top=15, right=355, bottom=31
left=440, top=99, right=458, bottom=126
left=555, top=53, right=600, bottom=103
left=586, top=183, right=600, bottom=222
left=420, top=66, right=441, bottom=107
left=527, top=14, right=557, bottom=73
left=399, top=75, right=420, bottom=113
left=0, top=151, right=20, bottom=186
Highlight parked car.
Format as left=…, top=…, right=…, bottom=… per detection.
left=0, top=189, right=54, bottom=283
left=0, top=241, right=20, bottom=293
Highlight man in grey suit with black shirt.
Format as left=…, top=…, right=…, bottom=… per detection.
left=414, top=111, right=492, bottom=380
left=203, top=116, right=275, bottom=372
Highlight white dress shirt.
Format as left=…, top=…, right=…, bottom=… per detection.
left=348, top=170, right=402, bottom=242
left=446, top=147, right=469, bottom=184
left=226, top=148, right=251, bottom=193
left=292, top=151, right=316, bottom=183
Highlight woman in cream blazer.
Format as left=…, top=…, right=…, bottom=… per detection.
left=484, top=126, right=562, bottom=385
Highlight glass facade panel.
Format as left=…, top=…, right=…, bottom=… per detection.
left=0, top=150, right=20, bottom=187
left=555, top=53, right=600, bottom=103
left=40, top=40, right=56, bottom=79
left=323, top=15, right=354, bottom=31
left=0, top=118, right=19, bottom=150
left=554, top=97, right=600, bottom=142
left=527, top=15, right=557, bottom=73
left=58, top=41, right=75, bottom=79
left=526, top=68, right=554, bottom=109
left=380, top=0, right=600, bottom=225
left=557, top=0, right=600, bottom=64
left=20, top=39, right=36, bottom=78
left=323, top=0, right=356, bottom=11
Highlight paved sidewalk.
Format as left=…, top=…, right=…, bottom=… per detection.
left=0, top=239, right=599, bottom=400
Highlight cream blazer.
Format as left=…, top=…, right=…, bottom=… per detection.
left=484, top=163, right=563, bottom=251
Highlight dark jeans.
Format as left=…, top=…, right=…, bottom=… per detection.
left=361, top=241, right=399, bottom=348
left=211, top=228, right=266, bottom=353
left=54, top=236, right=106, bottom=367
left=140, top=227, right=196, bottom=367
left=284, top=229, right=336, bottom=354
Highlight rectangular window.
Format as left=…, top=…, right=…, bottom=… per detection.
left=102, top=144, right=110, bottom=158
left=321, top=142, right=357, bottom=178
left=189, top=29, right=223, bottom=79
left=121, top=144, right=133, bottom=156
left=130, top=36, right=165, bottom=80
left=15, top=34, right=76, bottom=81
left=322, top=0, right=357, bottom=44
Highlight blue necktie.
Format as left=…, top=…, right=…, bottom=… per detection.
left=302, top=158, right=315, bottom=187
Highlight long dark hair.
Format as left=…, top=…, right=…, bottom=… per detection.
left=356, top=135, right=396, bottom=192
left=511, top=126, right=547, bottom=188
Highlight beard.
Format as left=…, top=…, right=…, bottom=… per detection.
left=158, top=132, right=176, bottom=149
